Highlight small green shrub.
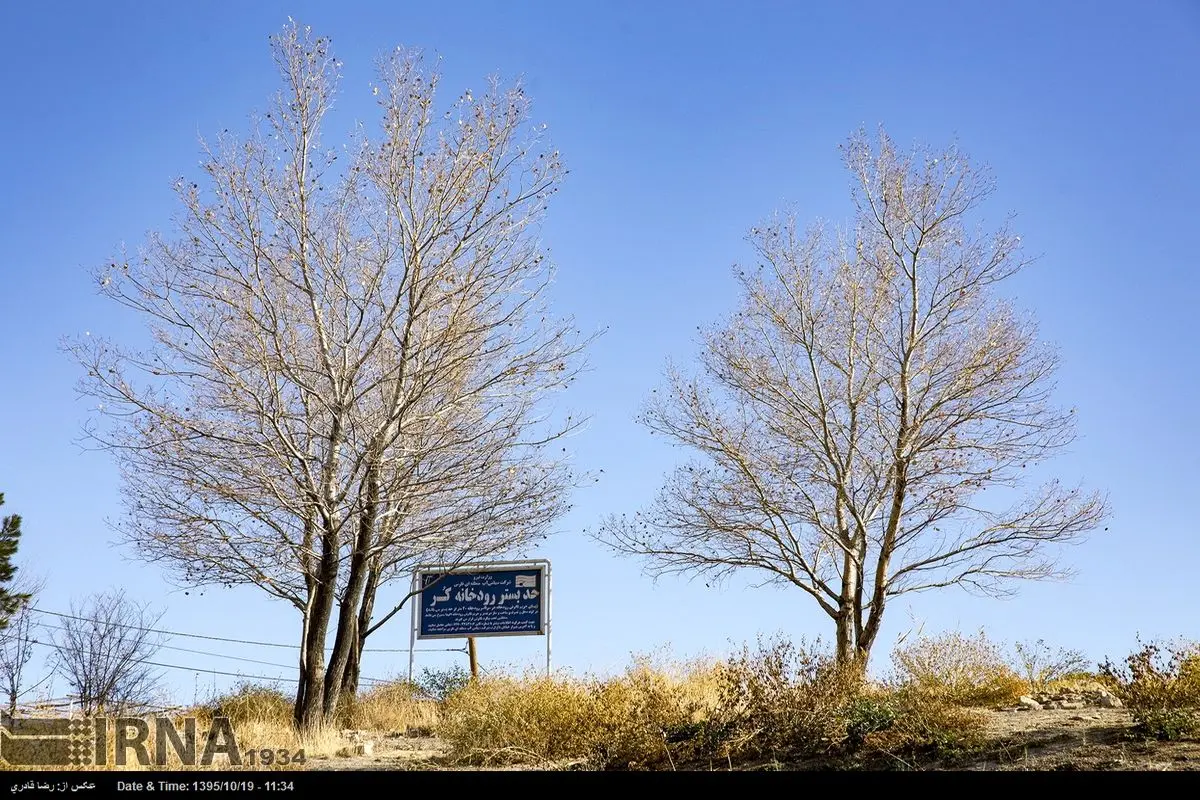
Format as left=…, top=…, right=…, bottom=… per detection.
left=845, top=696, right=897, bottom=747
left=859, top=687, right=986, bottom=758
left=1133, top=709, right=1200, bottom=741
left=417, top=663, right=473, bottom=702
left=1100, top=639, right=1200, bottom=740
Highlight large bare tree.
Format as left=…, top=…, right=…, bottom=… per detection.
left=68, top=21, right=590, bottom=730
left=597, top=128, right=1108, bottom=666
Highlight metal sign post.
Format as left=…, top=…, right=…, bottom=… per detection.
left=407, top=570, right=418, bottom=683
left=544, top=559, right=552, bottom=677
left=407, top=559, right=552, bottom=680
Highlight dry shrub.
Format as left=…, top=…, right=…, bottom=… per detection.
left=339, top=679, right=439, bottom=732
left=439, top=673, right=601, bottom=766
left=891, top=630, right=1025, bottom=707
left=438, top=657, right=719, bottom=769
left=193, top=683, right=338, bottom=762
left=204, top=683, right=293, bottom=728
left=712, top=635, right=862, bottom=760
left=1013, top=639, right=1089, bottom=692
left=590, top=658, right=717, bottom=769
left=1043, top=672, right=1111, bottom=695
left=1100, top=639, right=1200, bottom=740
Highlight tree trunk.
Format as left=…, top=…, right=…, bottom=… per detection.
left=835, top=612, right=856, bottom=666
left=321, top=469, right=381, bottom=723
left=342, top=634, right=362, bottom=705
left=293, top=514, right=341, bottom=733
left=338, top=559, right=380, bottom=708
left=293, top=612, right=309, bottom=728
left=322, top=561, right=368, bottom=724
left=836, top=548, right=861, bottom=667
left=858, top=604, right=883, bottom=661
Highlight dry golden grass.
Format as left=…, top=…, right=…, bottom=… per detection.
left=438, top=655, right=721, bottom=768
left=339, top=680, right=440, bottom=733
left=188, top=679, right=439, bottom=765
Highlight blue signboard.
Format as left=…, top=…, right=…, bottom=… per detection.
left=416, top=566, right=546, bottom=639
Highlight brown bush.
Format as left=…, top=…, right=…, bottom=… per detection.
left=710, top=635, right=864, bottom=760
left=204, top=683, right=293, bottom=728
left=890, top=630, right=1025, bottom=707
left=1013, top=639, right=1090, bottom=693
left=439, top=674, right=595, bottom=765
left=1100, top=639, right=1200, bottom=740
left=437, top=638, right=997, bottom=769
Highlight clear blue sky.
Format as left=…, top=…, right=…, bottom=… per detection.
left=1, top=0, right=1197, bottom=703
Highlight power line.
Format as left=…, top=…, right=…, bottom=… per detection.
left=10, top=636, right=309, bottom=686
left=14, top=672, right=54, bottom=701
left=141, top=643, right=306, bottom=674
left=27, top=608, right=330, bottom=650
left=31, top=620, right=331, bottom=677
left=141, top=659, right=305, bottom=685
left=7, top=636, right=413, bottom=690
left=28, top=607, right=462, bottom=655
left=12, top=617, right=467, bottom=692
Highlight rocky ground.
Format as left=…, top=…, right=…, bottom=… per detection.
left=964, top=707, right=1200, bottom=771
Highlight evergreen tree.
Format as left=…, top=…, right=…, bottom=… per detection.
left=0, top=494, right=31, bottom=631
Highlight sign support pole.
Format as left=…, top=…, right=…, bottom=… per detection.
left=545, top=560, right=552, bottom=677
left=407, top=572, right=418, bottom=683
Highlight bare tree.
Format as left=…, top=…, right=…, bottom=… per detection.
left=50, top=590, right=164, bottom=716
left=597, top=128, right=1108, bottom=667
left=68, top=21, right=591, bottom=730
left=0, top=573, right=45, bottom=718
